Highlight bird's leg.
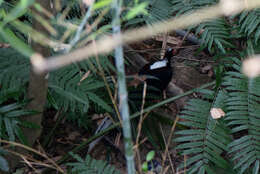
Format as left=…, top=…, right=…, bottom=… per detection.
left=163, top=90, right=167, bottom=99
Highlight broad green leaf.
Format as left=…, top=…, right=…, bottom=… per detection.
left=142, top=162, right=148, bottom=172
left=146, top=150, right=155, bottom=161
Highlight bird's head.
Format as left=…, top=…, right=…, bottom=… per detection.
left=164, top=48, right=178, bottom=62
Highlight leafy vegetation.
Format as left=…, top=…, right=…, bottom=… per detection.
left=0, top=89, right=38, bottom=145
left=67, top=153, right=121, bottom=174
left=0, top=0, right=260, bottom=173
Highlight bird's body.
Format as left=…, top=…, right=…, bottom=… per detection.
left=138, top=48, right=175, bottom=92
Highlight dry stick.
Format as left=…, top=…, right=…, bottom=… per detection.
left=32, top=12, right=57, bottom=36
left=21, top=155, right=39, bottom=174
left=77, top=7, right=110, bottom=48
left=8, top=150, right=62, bottom=172
left=135, top=82, right=147, bottom=173
left=160, top=116, right=180, bottom=174
left=33, top=3, right=54, bottom=19
left=1, top=140, right=64, bottom=173
left=93, top=40, right=122, bottom=125
left=66, top=1, right=94, bottom=53
left=125, top=45, right=200, bottom=54
left=111, top=76, right=118, bottom=102
left=161, top=33, right=168, bottom=59
left=159, top=124, right=175, bottom=174
left=31, top=0, right=260, bottom=73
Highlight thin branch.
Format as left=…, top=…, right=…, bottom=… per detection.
left=92, top=40, right=122, bottom=125
left=135, top=82, right=147, bottom=173
left=65, top=1, right=94, bottom=52
left=160, top=116, right=179, bottom=174
left=159, top=124, right=175, bottom=174
left=0, top=139, right=64, bottom=173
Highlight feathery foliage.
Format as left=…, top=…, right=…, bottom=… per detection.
left=171, top=0, right=235, bottom=53
left=0, top=48, right=30, bottom=90
left=223, top=59, right=260, bottom=174
left=171, top=0, right=218, bottom=16
left=67, top=153, right=120, bottom=174
left=175, top=57, right=260, bottom=173
left=48, top=58, right=114, bottom=114
left=175, top=89, right=232, bottom=173
left=194, top=18, right=234, bottom=53
left=0, top=89, right=38, bottom=145
left=0, top=47, right=114, bottom=114
left=238, top=9, right=260, bottom=43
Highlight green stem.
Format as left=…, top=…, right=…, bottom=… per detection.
left=112, top=0, right=135, bottom=173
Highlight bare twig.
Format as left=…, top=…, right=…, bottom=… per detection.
left=160, top=116, right=180, bottom=174
left=93, top=40, right=122, bottom=125
left=161, top=33, right=168, bottom=59
left=159, top=124, right=175, bottom=174
left=65, top=1, right=95, bottom=52
left=135, top=82, right=147, bottom=173
left=0, top=139, right=64, bottom=173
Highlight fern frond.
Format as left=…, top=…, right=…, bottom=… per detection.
left=223, top=59, right=260, bottom=174
left=67, top=153, right=120, bottom=174
left=195, top=18, right=234, bottom=53
left=0, top=48, right=30, bottom=89
left=0, top=90, right=37, bottom=145
left=171, top=0, right=218, bottom=16
left=144, top=0, right=172, bottom=24
left=171, top=0, right=233, bottom=53
left=175, top=89, right=231, bottom=173
left=238, top=9, right=260, bottom=43
left=48, top=58, right=113, bottom=114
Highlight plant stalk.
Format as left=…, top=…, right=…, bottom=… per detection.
left=112, top=0, right=135, bottom=173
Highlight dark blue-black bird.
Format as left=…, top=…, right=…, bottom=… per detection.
left=138, top=48, right=176, bottom=93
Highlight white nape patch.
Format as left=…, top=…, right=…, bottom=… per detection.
left=150, top=60, right=167, bottom=70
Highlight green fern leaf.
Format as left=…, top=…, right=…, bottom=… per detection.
left=0, top=48, right=30, bottom=89
left=223, top=58, right=260, bottom=174
left=238, top=9, right=260, bottom=43
left=175, top=89, right=231, bottom=173
left=67, top=153, right=120, bottom=174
